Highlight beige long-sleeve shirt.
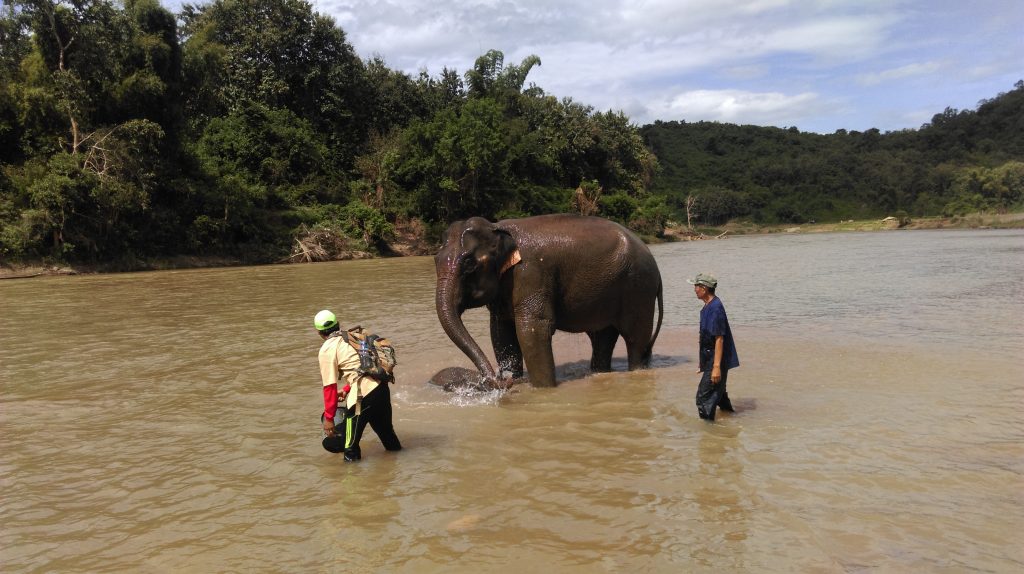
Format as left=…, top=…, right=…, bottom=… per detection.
left=318, top=334, right=380, bottom=410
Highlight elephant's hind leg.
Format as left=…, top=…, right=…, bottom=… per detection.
left=587, top=326, right=619, bottom=372
left=621, top=308, right=656, bottom=370
left=623, top=336, right=652, bottom=370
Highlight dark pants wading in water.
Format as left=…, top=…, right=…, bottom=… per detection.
left=696, top=369, right=733, bottom=421
left=344, top=383, right=402, bottom=461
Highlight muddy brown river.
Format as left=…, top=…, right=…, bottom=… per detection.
left=2, top=229, right=1022, bottom=572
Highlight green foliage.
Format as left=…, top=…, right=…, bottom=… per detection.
left=396, top=98, right=515, bottom=221
left=598, top=192, right=670, bottom=237
left=196, top=101, right=336, bottom=203
left=599, top=192, right=638, bottom=224
left=687, top=186, right=751, bottom=225
left=1, top=0, right=1019, bottom=267
left=181, top=0, right=369, bottom=165
left=297, top=201, right=393, bottom=251
left=943, top=161, right=1024, bottom=215
left=589, top=110, right=658, bottom=194
left=643, top=82, right=1024, bottom=223
left=629, top=195, right=670, bottom=237
left=465, top=49, right=542, bottom=106
left=364, top=57, right=429, bottom=131
left=338, top=201, right=393, bottom=248
left=513, top=184, right=574, bottom=217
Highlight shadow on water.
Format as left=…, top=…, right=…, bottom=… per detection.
left=423, top=351, right=688, bottom=397
left=729, top=397, right=758, bottom=412
left=555, top=352, right=686, bottom=381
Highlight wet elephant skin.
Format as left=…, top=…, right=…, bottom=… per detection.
left=434, top=214, right=664, bottom=387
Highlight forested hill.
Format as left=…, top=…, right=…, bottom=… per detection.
left=1, top=0, right=660, bottom=266
left=641, top=81, right=1024, bottom=225
left=1, top=0, right=1022, bottom=269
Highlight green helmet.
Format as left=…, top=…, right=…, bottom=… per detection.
left=314, top=309, right=338, bottom=331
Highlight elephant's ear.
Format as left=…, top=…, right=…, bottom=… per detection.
left=440, top=219, right=465, bottom=250
left=500, top=249, right=521, bottom=275
left=495, top=229, right=520, bottom=276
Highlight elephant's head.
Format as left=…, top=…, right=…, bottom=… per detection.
left=435, top=217, right=518, bottom=380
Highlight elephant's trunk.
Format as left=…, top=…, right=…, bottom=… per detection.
left=436, top=268, right=498, bottom=380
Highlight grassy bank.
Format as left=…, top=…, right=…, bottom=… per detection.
left=664, top=211, right=1024, bottom=240
left=0, top=255, right=247, bottom=279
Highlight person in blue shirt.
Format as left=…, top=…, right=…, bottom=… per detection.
left=689, top=273, right=739, bottom=420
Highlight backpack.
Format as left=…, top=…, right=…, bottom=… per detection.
left=339, top=326, right=397, bottom=383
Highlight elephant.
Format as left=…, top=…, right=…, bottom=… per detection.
left=434, top=214, right=663, bottom=388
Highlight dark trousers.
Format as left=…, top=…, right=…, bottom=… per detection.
left=696, top=368, right=732, bottom=421
left=344, top=383, right=402, bottom=459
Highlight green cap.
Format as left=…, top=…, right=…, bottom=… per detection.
left=687, top=273, right=718, bottom=289
left=314, top=309, right=338, bottom=331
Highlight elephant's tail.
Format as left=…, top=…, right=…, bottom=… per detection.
left=643, top=280, right=664, bottom=366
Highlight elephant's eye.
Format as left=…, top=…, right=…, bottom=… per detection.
left=460, top=256, right=479, bottom=274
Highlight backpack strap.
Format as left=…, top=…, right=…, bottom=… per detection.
left=329, top=330, right=360, bottom=374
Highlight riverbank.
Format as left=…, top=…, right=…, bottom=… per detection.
left=0, top=255, right=247, bottom=279
left=663, top=211, right=1024, bottom=240
left=4, top=211, right=1022, bottom=279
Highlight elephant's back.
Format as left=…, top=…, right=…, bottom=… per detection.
left=502, top=214, right=660, bottom=332
left=503, top=214, right=656, bottom=270
left=499, top=214, right=648, bottom=254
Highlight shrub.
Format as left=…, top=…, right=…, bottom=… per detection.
left=599, top=192, right=639, bottom=224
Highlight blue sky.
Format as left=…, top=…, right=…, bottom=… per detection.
left=169, top=0, right=1023, bottom=134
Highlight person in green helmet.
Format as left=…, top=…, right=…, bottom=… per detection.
left=314, top=309, right=401, bottom=462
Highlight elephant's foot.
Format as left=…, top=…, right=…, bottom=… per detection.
left=498, top=366, right=524, bottom=379
left=589, top=354, right=610, bottom=372
left=626, top=350, right=653, bottom=370
left=588, top=327, right=618, bottom=373
left=486, top=376, right=516, bottom=391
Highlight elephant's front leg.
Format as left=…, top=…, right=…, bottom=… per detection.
left=489, top=308, right=524, bottom=379
left=515, top=316, right=557, bottom=387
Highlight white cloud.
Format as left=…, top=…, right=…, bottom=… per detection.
left=159, top=0, right=1022, bottom=131
left=856, top=61, right=943, bottom=86
left=326, top=0, right=902, bottom=73
left=759, top=15, right=899, bottom=59
left=656, top=89, right=825, bottom=126
left=722, top=65, right=772, bottom=81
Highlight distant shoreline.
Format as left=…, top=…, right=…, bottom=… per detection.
left=661, top=211, right=1024, bottom=241
left=3, top=211, right=1022, bottom=279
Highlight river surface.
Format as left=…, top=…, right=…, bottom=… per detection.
left=2, top=229, right=1022, bottom=573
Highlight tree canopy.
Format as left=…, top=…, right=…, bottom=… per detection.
left=642, top=81, right=1024, bottom=225
left=1, top=0, right=661, bottom=264
left=1, top=0, right=1021, bottom=267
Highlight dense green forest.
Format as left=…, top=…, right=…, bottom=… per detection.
left=1, top=0, right=1022, bottom=267
left=642, top=84, right=1024, bottom=225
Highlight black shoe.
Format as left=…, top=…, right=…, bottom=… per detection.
left=344, top=450, right=361, bottom=462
